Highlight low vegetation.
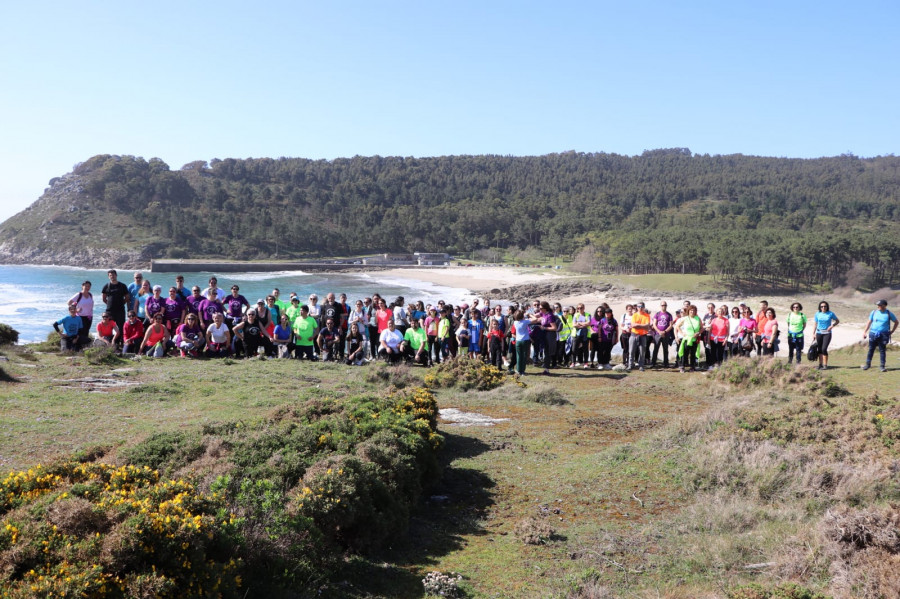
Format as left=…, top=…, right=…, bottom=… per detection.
left=0, top=333, right=897, bottom=597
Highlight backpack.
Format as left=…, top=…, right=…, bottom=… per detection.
left=807, top=342, right=819, bottom=361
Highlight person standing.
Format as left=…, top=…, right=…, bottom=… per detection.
left=651, top=302, right=674, bottom=368
left=68, top=280, right=95, bottom=347
left=785, top=302, right=808, bottom=365
left=127, top=272, right=144, bottom=305
left=511, top=310, right=531, bottom=378
left=862, top=299, right=898, bottom=372
left=629, top=302, right=651, bottom=371
left=101, top=269, right=130, bottom=341
left=813, top=301, right=839, bottom=370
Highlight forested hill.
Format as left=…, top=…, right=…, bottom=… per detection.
left=1, top=150, right=899, bottom=286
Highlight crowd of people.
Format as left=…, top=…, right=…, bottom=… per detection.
left=53, top=269, right=898, bottom=374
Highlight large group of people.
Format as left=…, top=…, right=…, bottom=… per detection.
left=54, top=269, right=898, bottom=374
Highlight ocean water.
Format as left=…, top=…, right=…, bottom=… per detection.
left=0, top=265, right=472, bottom=343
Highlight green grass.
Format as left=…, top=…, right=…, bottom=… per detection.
left=0, top=344, right=897, bottom=597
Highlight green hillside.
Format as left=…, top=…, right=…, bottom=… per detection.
left=1, top=151, right=898, bottom=286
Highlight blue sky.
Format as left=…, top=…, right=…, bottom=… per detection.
left=1, top=1, right=897, bottom=223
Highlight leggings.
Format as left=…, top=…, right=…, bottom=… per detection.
left=815, top=332, right=831, bottom=356
left=597, top=340, right=613, bottom=365
left=619, top=332, right=631, bottom=364
left=573, top=334, right=588, bottom=363
left=427, top=334, right=440, bottom=363
left=588, top=333, right=599, bottom=364
left=709, top=340, right=727, bottom=366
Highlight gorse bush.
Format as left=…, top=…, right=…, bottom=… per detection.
left=0, top=385, right=445, bottom=595
left=424, top=358, right=505, bottom=391
left=0, top=462, right=242, bottom=598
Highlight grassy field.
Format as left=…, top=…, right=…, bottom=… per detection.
left=1, top=343, right=898, bottom=598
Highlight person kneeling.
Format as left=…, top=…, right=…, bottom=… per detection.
left=139, top=314, right=172, bottom=357
left=174, top=314, right=205, bottom=357
left=205, top=312, right=232, bottom=358
left=317, top=319, right=341, bottom=362
left=53, top=305, right=84, bottom=352
left=378, top=319, right=404, bottom=364
left=401, top=318, right=430, bottom=366
left=233, top=309, right=274, bottom=358
left=93, top=312, right=119, bottom=348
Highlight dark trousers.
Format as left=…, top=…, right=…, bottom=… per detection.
left=652, top=335, right=671, bottom=366
left=515, top=340, right=531, bottom=375
left=294, top=344, right=315, bottom=360
left=598, top=340, right=613, bottom=365
left=427, top=335, right=440, bottom=364
left=787, top=334, right=804, bottom=363
left=573, top=334, right=588, bottom=363
left=619, top=332, right=631, bottom=365
left=866, top=332, right=889, bottom=368
left=542, top=336, right=557, bottom=370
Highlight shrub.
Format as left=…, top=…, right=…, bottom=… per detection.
left=727, top=583, right=828, bottom=599
left=0, top=462, right=242, bottom=598
left=422, top=570, right=464, bottom=598
left=424, top=358, right=505, bottom=391
left=0, top=323, right=19, bottom=345
left=364, top=363, right=419, bottom=389
left=514, top=516, right=555, bottom=545
left=83, top=345, right=124, bottom=365
left=120, top=431, right=204, bottom=473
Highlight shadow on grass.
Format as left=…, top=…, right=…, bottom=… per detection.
left=334, top=433, right=494, bottom=598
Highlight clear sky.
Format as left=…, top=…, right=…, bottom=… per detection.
left=1, top=1, right=897, bottom=223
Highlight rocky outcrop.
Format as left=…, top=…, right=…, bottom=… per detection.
left=481, top=280, right=618, bottom=301
left=0, top=242, right=148, bottom=269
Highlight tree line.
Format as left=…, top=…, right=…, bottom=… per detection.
left=17, top=150, right=900, bottom=287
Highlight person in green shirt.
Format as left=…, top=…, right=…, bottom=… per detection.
left=291, top=305, right=318, bottom=360
left=786, top=302, right=807, bottom=365
left=402, top=317, right=430, bottom=366
left=285, top=296, right=304, bottom=327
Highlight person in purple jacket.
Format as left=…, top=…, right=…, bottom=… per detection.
left=198, top=289, right=224, bottom=330
left=597, top=308, right=619, bottom=370
left=145, top=285, right=165, bottom=325
left=224, top=284, right=250, bottom=331
left=162, top=286, right=186, bottom=337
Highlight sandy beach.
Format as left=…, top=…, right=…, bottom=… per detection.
left=379, top=266, right=879, bottom=351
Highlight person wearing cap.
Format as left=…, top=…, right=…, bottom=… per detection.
left=862, top=299, right=897, bottom=372
left=255, top=299, right=274, bottom=337
left=285, top=295, right=304, bottom=328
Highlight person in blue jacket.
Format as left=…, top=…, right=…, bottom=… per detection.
left=53, top=304, right=84, bottom=351
left=862, top=299, right=898, bottom=372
